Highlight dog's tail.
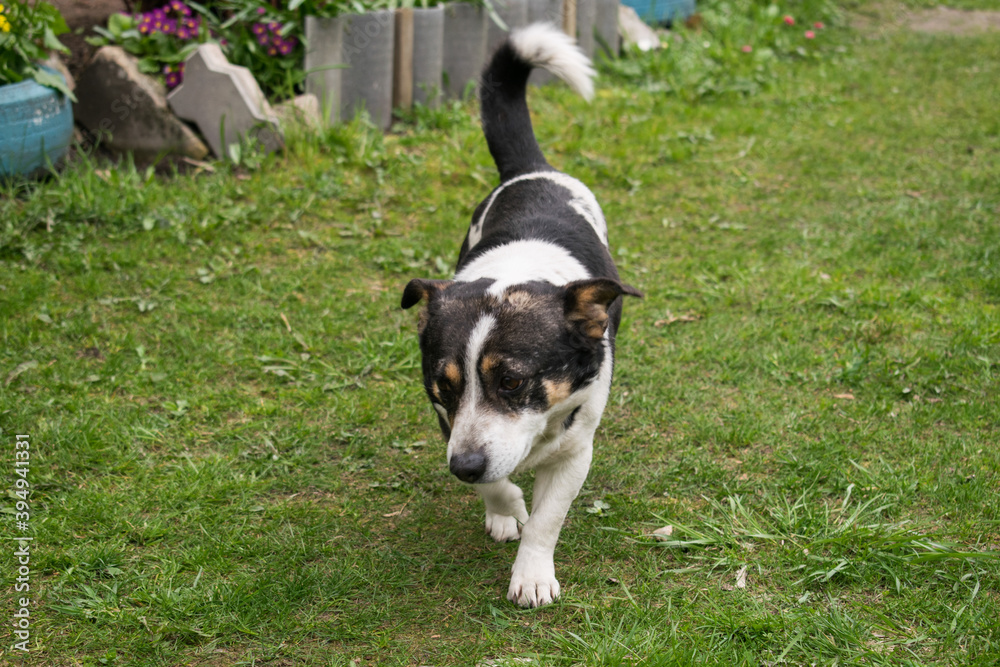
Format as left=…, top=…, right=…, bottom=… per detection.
left=480, top=23, right=595, bottom=182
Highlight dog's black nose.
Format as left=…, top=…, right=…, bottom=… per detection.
left=450, top=452, right=487, bottom=483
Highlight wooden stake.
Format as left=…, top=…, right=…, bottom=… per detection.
left=393, top=8, right=414, bottom=110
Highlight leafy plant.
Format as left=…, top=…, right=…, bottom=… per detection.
left=604, top=0, right=842, bottom=100
left=0, top=0, right=74, bottom=99
left=87, top=2, right=207, bottom=87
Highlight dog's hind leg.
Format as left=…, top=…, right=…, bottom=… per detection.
left=476, top=479, right=529, bottom=543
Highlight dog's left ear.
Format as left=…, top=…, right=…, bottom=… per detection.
left=563, top=278, right=643, bottom=340
left=401, top=279, right=454, bottom=309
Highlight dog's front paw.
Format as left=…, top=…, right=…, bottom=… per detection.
left=485, top=510, right=521, bottom=542
left=507, top=562, right=560, bottom=608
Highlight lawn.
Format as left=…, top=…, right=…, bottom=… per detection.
left=2, top=2, right=999, bottom=665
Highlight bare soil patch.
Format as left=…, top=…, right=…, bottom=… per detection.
left=906, top=7, right=1000, bottom=35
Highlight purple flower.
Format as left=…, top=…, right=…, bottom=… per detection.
left=163, top=18, right=177, bottom=34
left=257, top=33, right=269, bottom=46
left=251, top=22, right=266, bottom=35
left=177, top=27, right=190, bottom=39
left=278, top=42, right=292, bottom=55
left=257, top=7, right=266, bottom=14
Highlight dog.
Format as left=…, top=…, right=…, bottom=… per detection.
left=401, top=23, right=641, bottom=608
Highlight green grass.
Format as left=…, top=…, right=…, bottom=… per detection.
left=2, top=5, right=999, bottom=666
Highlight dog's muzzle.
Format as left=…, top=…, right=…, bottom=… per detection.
left=450, top=451, right=487, bottom=484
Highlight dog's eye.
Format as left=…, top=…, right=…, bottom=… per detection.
left=499, top=376, right=524, bottom=393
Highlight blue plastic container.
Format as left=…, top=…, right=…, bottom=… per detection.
left=622, top=0, right=694, bottom=24
left=0, top=71, right=74, bottom=178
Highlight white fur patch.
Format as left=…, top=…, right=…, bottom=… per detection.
left=447, top=314, right=495, bottom=467
left=455, top=239, right=592, bottom=295
left=509, top=23, right=595, bottom=101
left=466, top=171, right=608, bottom=251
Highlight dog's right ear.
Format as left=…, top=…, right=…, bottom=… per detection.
left=401, top=279, right=454, bottom=310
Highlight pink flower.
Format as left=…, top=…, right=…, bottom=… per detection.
left=741, top=45, right=752, bottom=53
left=805, top=30, right=815, bottom=39
left=783, top=15, right=795, bottom=25
left=257, top=7, right=266, bottom=14
left=814, top=22, right=825, bottom=29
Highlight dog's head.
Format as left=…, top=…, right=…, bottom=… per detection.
left=402, top=277, right=641, bottom=484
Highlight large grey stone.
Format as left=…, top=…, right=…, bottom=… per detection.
left=167, top=43, right=283, bottom=159
left=304, top=11, right=395, bottom=129
left=304, top=15, right=345, bottom=124
left=442, top=2, right=488, bottom=99
left=487, top=0, right=529, bottom=55
left=576, top=0, right=597, bottom=59
left=594, top=0, right=620, bottom=58
left=73, top=46, right=208, bottom=161
left=341, top=10, right=395, bottom=129
left=412, top=6, right=445, bottom=108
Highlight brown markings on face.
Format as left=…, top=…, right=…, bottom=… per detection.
left=543, top=378, right=573, bottom=407
left=431, top=382, right=442, bottom=401
left=443, top=361, right=461, bottom=386
left=480, top=354, right=501, bottom=376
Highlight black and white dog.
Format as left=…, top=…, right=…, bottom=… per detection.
left=402, top=23, right=641, bottom=607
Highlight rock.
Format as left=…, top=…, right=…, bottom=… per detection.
left=274, top=93, right=322, bottom=130
left=594, top=0, right=620, bottom=58
left=442, top=3, right=488, bottom=99
left=167, top=43, right=283, bottom=159
left=73, top=46, right=209, bottom=162
left=651, top=525, right=673, bottom=540
left=41, top=55, right=75, bottom=94
left=618, top=4, right=660, bottom=52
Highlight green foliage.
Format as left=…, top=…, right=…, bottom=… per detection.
left=604, top=0, right=843, bottom=100
left=1, top=7, right=999, bottom=665
left=0, top=0, right=73, bottom=99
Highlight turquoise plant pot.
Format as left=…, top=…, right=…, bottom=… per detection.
left=0, top=72, right=74, bottom=178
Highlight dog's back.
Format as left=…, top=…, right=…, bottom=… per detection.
left=456, top=24, right=627, bottom=337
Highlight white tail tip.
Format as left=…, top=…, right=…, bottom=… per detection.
left=508, top=22, right=596, bottom=101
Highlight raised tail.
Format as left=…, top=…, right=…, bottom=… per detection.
left=480, top=23, right=595, bottom=182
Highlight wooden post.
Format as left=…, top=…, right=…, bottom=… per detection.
left=394, top=8, right=414, bottom=111
left=562, top=0, right=577, bottom=37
